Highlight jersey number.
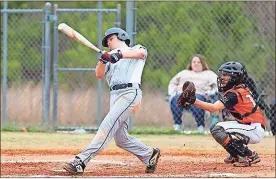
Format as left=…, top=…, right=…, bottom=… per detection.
left=246, top=94, right=256, bottom=107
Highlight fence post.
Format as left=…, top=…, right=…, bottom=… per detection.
left=43, top=2, right=51, bottom=128
left=126, top=1, right=136, bottom=130
left=1, top=0, right=8, bottom=126
left=126, top=1, right=135, bottom=47
left=96, top=1, right=103, bottom=128
left=116, top=4, right=121, bottom=28
left=52, top=4, right=59, bottom=130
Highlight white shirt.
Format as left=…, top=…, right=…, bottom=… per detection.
left=104, top=44, right=147, bottom=87
left=168, top=70, right=218, bottom=96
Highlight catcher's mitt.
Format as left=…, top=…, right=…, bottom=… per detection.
left=177, top=81, right=196, bottom=108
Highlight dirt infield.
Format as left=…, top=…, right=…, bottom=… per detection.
left=1, top=132, right=275, bottom=177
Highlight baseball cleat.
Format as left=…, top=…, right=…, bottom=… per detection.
left=63, top=157, right=85, bottom=175
left=145, top=148, right=161, bottom=173
left=233, top=156, right=250, bottom=167
left=224, top=155, right=238, bottom=164
left=248, top=151, right=261, bottom=164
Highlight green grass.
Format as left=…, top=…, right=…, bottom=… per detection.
left=1, top=123, right=47, bottom=133
left=1, top=124, right=205, bottom=135
left=1, top=123, right=19, bottom=132
left=129, top=126, right=205, bottom=135
left=26, top=126, right=48, bottom=133
left=130, top=127, right=179, bottom=135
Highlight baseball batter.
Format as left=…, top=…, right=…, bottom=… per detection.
left=177, top=61, right=265, bottom=167
left=63, top=27, right=160, bottom=175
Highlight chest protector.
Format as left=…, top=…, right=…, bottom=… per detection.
left=225, top=86, right=265, bottom=128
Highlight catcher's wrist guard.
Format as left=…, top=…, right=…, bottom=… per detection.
left=177, top=81, right=196, bottom=108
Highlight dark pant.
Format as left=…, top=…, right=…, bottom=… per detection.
left=170, top=94, right=217, bottom=127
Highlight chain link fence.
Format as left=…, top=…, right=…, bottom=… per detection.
left=1, top=1, right=275, bottom=134
left=133, top=1, right=275, bottom=132
left=1, top=2, right=121, bottom=130
left=1, top=8, right=44, bottom=126
left=53, top=5, right=121, bottom=130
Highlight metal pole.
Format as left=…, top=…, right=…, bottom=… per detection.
left=115, top=4, right=121, bottom=28
left=1, top=0, right=8, bottom=125
left=126, top=1, right=135, bottom=130
left=126, top=0, right=134, bottom=47
left=52, top=4, right=59, bottom=130
left=41, top=5, right=45, bottom=126
left=133, top=1, right=137, bottom=45
left=97, top=1, right=103, bottom=128
left=43, top=2, right=51, bottom=128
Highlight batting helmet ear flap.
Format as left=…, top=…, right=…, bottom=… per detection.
left=117, top=31, right=130, bottom=46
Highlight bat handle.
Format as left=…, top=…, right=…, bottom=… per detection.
left=97, top=51, right=103, bottom=59
left=98, top=51, right=103, bottom=55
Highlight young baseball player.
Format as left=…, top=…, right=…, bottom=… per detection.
left=63, top=27, right=160, bottom=175
left=177, top=61, right=265, bottom=167
left=221, top=63, right=271, bottom=121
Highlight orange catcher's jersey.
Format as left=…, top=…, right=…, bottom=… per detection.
left=220, top=85, right=265, bottom=128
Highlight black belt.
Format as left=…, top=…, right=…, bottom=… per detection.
left=110, top=83, right=141, bottom=91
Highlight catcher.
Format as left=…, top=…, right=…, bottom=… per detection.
left=177, top=61, right=265, bottom=167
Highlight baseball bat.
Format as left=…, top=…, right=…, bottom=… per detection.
left=58, top=23, right=101, bottom=53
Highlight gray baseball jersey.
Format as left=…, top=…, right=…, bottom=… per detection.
left=105, top=44, right=147, bottom=86
left=76, top=44, right=154, bottom=167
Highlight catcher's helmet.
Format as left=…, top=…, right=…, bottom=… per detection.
left=217, top=61, right=245, bottom=92
left=102, top=27, right=130, bottom=47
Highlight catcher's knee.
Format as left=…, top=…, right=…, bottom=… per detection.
left=211, top=125, right=250, bottom=157
left=210, top=125, right=230, bottom=146
left=209, top=121, right=219, bottom=131
left=224, top=136, right=249, bottom=157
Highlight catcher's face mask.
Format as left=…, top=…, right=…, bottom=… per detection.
left=217, top=72, right=238, bottom=92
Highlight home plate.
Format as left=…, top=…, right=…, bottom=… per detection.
left=209, top=172, right=240, bottom=177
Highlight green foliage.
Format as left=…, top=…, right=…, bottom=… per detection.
left=1, top=123, right=47, bottom=132
left=26, top=126, right=47, bottom=133
left=136, top=2, right=273, bottom=90
left=3, top=1, right=273, bottom=91
left=3, top=12, right=43, bottom=85
left=1, top=123, right=20, bottom=132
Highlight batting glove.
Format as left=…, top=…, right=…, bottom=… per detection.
left=100, top=52, right=111, bottom=64
left=110, top=50, right=123, bottom=64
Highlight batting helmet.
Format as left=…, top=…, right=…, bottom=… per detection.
left=102, top=27, right=130, bottom=47
left=217, top=61, right=245, bottom=92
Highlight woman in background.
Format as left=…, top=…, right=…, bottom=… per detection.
left=168, top=54, right=219, bottom=133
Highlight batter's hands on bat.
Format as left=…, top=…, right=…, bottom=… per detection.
left=99, top=50, right=123, bottom=64
left=110, top=50, right=123, bottom=64
left=99, top=51, right=110, bottom=64
left=177, top=81, right=196, bottom=109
